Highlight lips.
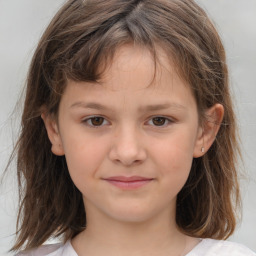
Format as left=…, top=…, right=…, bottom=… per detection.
left=103, top=176, right=154, bottom=190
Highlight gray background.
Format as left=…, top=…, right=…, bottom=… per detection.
left=0, top=0, right=255, bottom=255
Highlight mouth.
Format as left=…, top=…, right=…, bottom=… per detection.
left=102, top=176, right=154, bottom=190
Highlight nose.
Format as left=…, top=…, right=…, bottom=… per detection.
left=108, top=126, right=147, bottom=166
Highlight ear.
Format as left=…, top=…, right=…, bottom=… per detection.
left=193, top=103, right=224, bottom=158
left=41, top=113, right=65, bottom=156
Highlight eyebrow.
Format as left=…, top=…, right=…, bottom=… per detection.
left=70, top=102, right=186, bottom=112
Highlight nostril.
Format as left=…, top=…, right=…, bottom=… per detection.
left=109, top=146, right=147, bottom=166
left=108, top=130, right=147, bottom=165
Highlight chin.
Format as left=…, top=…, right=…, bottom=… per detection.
left=105, top=205, right=163, bottom=224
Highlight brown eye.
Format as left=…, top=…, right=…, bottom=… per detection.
left=83, top=116, right=107, bottom=128
left=152, top=117, right=167, bottom=126
left=90, top=117, right=104, bottom=126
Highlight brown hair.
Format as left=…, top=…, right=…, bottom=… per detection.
left=11, top=0, right=241, bottom=251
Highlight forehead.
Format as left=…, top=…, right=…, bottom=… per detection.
left=98, top=44, right=187, bottom=93
left=61, top=44, right=197, bottom=114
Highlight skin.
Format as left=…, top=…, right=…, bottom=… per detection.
left=43, top=45, right=224, bottom=256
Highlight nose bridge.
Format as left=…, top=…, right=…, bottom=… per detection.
left=109, top=123, right=146, bottom=165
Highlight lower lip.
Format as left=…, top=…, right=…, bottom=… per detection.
left=104, top=179, right=153, bottom=190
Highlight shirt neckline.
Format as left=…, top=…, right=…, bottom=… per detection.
left=64, top=238, right=206, bottom=256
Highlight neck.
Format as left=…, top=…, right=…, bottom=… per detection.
left=72, top=205, right=189, bottom=256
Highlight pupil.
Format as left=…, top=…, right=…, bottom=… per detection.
left=153, top=117, right=165, bottom=126
left=92, top=117, right=104, bottom=126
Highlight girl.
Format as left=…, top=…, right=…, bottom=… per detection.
left=10, top=0, right=255, bottom=255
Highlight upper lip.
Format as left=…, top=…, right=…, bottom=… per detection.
left=103, top=176, right=154, bottom=182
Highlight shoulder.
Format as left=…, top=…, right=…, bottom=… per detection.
left=188, top=238, right=256, bottom=256
left=15, top=240, right=77, bottom=256
left=15, top=243, right=62, bottom=256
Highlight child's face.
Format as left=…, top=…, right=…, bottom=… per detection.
left=50, top=45, right=204, bottom=223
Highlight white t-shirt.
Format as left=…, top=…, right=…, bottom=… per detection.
left=16, top=239, right=256, bottom=256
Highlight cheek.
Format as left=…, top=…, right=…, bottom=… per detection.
left=61, top=134, right=108, bottom=183
left=151, top=129, right=196, bottom=181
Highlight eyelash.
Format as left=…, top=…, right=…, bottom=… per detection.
left=81, top=116, right=175, bottom=129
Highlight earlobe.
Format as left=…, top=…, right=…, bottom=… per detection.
left=193, top=104, right=224, bottom=158
left=41, top=113, right=65, bottom=156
